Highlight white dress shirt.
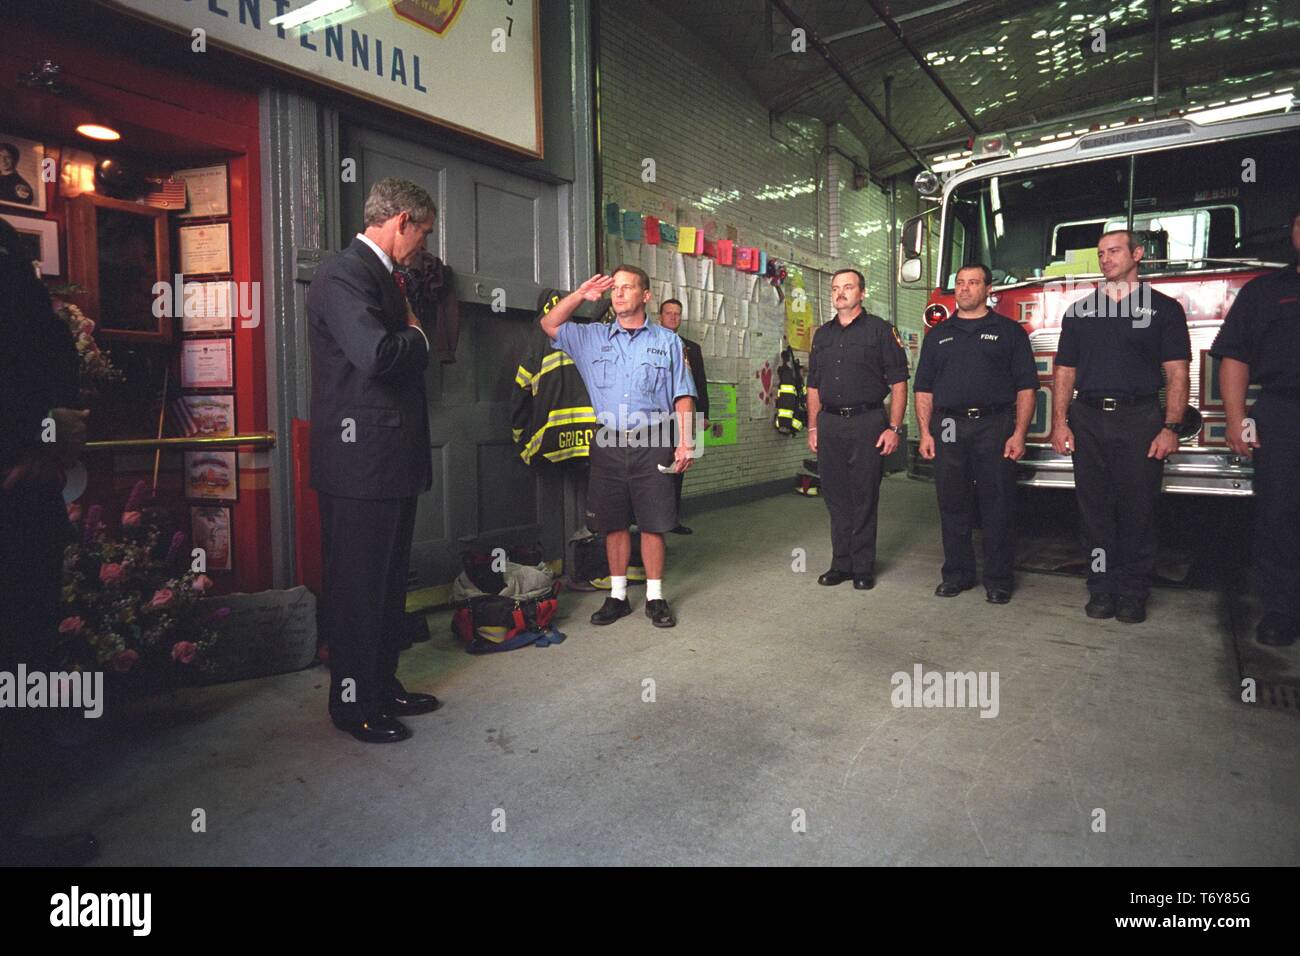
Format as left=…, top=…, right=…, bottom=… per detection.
left=355, top=232, right=429, bottom=352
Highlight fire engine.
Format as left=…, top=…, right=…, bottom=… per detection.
left=899, top=101, right=1300, bottom=495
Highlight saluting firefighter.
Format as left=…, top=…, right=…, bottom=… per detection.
left=1209, top=204, right=1300, bottom=647
left=807, top=268, right=909, bottom=590
left=1051, top=230, right=1191, bottom=625
left=914, top=264, right=1038, bottom=604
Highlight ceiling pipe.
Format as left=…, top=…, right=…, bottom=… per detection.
left=766, top=0, right=928, bottom=170
left=861, top=0, right=981, bottom=134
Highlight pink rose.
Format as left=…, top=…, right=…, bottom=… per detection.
left=170, top=641, right=197, bottom=664
left=99, top=563, right=125, bottom=586
left=121, top=511, right=142, bottom=528
left=66, top=503, right=82, bottom=523
left=111, top=649, right=139, bottom=673
left=149, top=588, right=175, bottom=609
left=58, top=616, right=84, bottom=634
left=191, top=574, right=214, bottom=593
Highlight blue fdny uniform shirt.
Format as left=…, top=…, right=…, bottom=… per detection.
left=554, top=319, right=697, bottom=425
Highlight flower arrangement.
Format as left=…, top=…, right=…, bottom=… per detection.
left=58, top=300, right=124, bottom=403
left=59, top=480, right=228, bottom=682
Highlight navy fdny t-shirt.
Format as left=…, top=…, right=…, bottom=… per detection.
left=913, top=310, right=1038, bottom=408
left=1056, top=285, right=1191, bottom=394
left=1209, top=267, right=1300, bottom=392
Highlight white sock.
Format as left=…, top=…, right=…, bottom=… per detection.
left=646, top=579, right=663, bottom=601
left=610, top=575, right=628, bottom=600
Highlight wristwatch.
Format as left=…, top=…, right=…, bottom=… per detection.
left=888, top=425, right=905, bottom=436
left=1161, top=422, right=1181, bottom=434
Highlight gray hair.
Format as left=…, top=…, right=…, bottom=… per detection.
left=363, top=177, right=437, bottom=228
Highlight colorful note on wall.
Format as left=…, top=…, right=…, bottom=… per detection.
left=784, top=266, right=814, bottom=352
left=605, top=202, right=621, bottom=234
left=677, top=227, right=698, bottom=255
left=622, top=210, right=643, bottom=242
left=644, top=216, right=661, bottom=245
left=716, top=240, right=734, bottom=266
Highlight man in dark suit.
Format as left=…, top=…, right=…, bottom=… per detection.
left=657, top=298, right=709, bottom=534
left=308, top=177, right=442, bottom=744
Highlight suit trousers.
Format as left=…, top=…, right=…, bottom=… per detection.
left=818, top=407, right=887, bottom=574
left=932, top=409, right=1018, bottom=590
left=319, top=493, right=417, bottom=724
left=1068, top=399, right=1164, bottom=598
left=1252, top=393, right=1300, bottom=621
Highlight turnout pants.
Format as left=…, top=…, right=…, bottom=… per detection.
left=818, top=408, right=887, bottom=575
left=932, top=409, right=1018, bottom=590
left=1068, top=400, right=1164, bottom=598
left=319, top=492, right=418, bottom=725
left=1252, top=393, right=1300, bottom=622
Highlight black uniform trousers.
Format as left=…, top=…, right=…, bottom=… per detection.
left=0, top=482, right=73, bottom=835
left=1068, top=399, right=1164, bottom=598
left=1252, top=393, right=1300, bottom=622
left=818, top=407, right=887, bottom=575
left=932, top=409, right=1018, bottom=590
left=319, top=492, right=417, bottom=725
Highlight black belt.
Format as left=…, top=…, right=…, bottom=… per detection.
left=1077, top=393, right=1159, bottom=411
left=821, top=401, right=883, bottom=417
left=937, top=403, right=1011, bottom=419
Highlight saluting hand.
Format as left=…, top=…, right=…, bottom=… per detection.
left=576, top=274, right=616, bottom=301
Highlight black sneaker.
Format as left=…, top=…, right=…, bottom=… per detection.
left=591, top=596, right=632, bottom=625
left=1115, top=596, right=1147, bottom=624
left=1085, top=593, right=1116, bottom=619
left=645, top=598, right=676, bottom=627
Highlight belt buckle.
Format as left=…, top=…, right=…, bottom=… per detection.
left=838, top=407, right=851, bottom=417
left=965, top=407, right=982, bottom=419
left=1101, top=397, right=1118, bottom=411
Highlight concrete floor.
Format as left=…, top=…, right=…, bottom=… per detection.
left=31, top=475, right=1300, bottom=865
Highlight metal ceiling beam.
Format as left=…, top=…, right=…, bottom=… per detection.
left=766, top=0, right=928, bottom=169
left=862, top=0, right=981, bottom=134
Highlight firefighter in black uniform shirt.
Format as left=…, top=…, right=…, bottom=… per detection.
left=1209, top=205, right=1300, bottom=646
left=915, top=264, right=1038, bottom=604
left=1051, top=229, right=1191, bottom=624
left=807, top=268, right=909, bottom=590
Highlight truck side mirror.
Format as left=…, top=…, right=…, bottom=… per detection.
left=899, top=213, right=927, bottom=285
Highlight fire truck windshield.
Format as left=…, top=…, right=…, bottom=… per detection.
left=940, top=125, right=1300, bottom=290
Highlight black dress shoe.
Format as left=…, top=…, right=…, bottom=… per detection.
left=1115, top=596, right=1147, bottom=624
left=670, top=524, right=693, bottom=535
left=853, top=575, right=875, bottom=590
left=985, top=588, right=1011, bottom=604
left=645, top=598, right=676, bottom=627
left=1085, top=593, right=1116, bottom=619
left=335, top=714, right=412, bottom=744
left=818, top=569, right=851, bottom=586
left=1257, top=614, right=1298, bottom=646
left=934, top=581, right=974, bottom=598
left=385, top=690, right=441, bottom=717
left=0, top=831, right=99, bottom=867
left=591, top=596, right=632, bottom=625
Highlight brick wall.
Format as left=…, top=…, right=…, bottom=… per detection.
left=598, top=0, right=936, bottom=496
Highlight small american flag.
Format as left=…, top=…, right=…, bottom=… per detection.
left=143, top=177, right=188, bottom=210
left=168, top=397, right=197, bottom=437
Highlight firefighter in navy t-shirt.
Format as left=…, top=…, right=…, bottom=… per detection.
left=1209, top=205, right=1300, bottom=646
left=1051, top=229, right=1191, bottom=625
left=914, top=264, right=1038, bottom=604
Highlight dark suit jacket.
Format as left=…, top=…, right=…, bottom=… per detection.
left=307, top=238, right=432, bottom=499
left=681, top=336, right=710, bottom=421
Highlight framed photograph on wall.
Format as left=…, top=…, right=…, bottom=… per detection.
left=0, top=214, right=58, bottom=275
left=176, top=164, right=229, bottom=218
left=184, top=450, right=238, bottom=502
left=180, top=338, right=235, bottom=389
left=0, top=134, right=47, bottom=212
left=191, top=505, right=233, bottom=572
left=171, top=393, right=235, bottom=438
left=178, top=222, right=232, bottom=276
